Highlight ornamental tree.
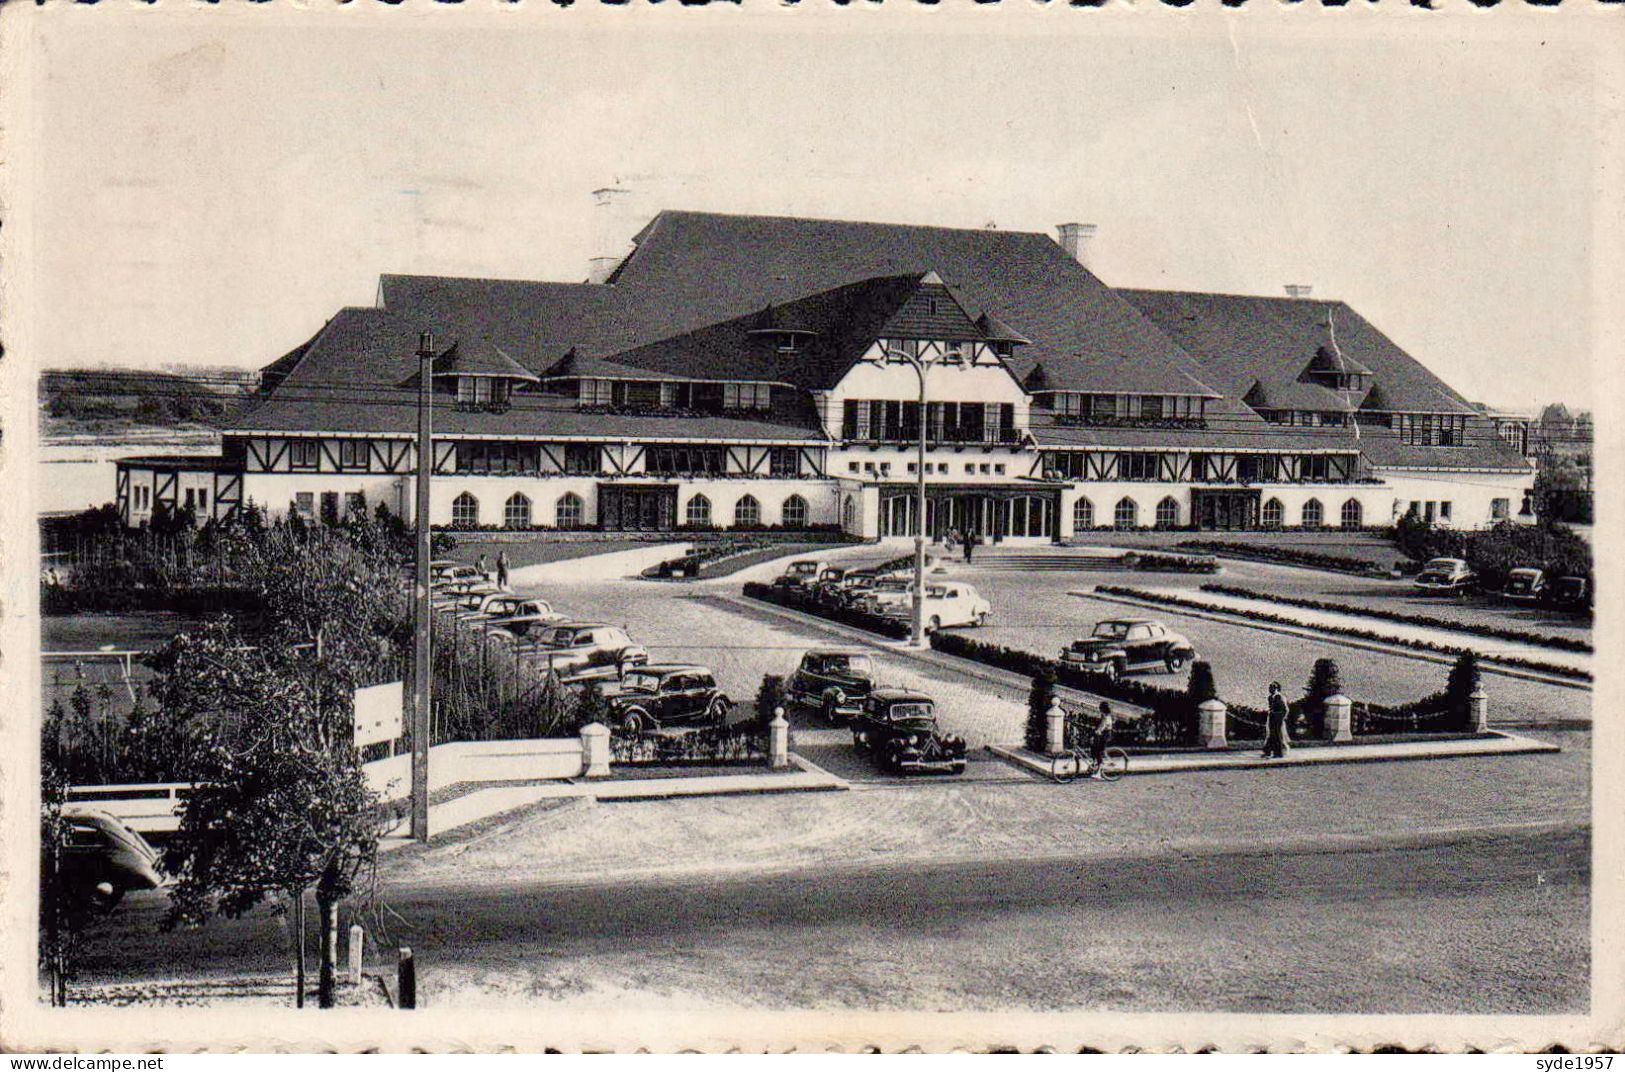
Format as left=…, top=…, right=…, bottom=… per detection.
left=159, top=619, right=381, bottom=1009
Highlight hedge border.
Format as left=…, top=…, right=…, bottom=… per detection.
left=1094, top=585, right=1591, bottom=682
left=1176, top=540, right=1388, bottom=576
left=1199, top=583, right=1592, bottom=654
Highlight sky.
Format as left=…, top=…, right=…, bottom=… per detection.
left=22, top=9, right=1605, bottom=413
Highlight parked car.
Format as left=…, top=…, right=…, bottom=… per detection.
left=48, top=807, right=165, bottom=913
left=773, top=559, right=829, bottom=592
left=787, top=649, right=880, bottom=721
left=436, top=583, right=508, bottom=613
left=826, top=568, right=879, bottom=604
left=458, top=593, right=557, bottom=624
left=877, top=582, right=990, bottom=631
left=430, top=564, right=483, bottom=590
left=1547, top=575, right=1591, bottom=611
left=855, top=578, right=916, bottom=614
left=607, top=664, right=733, bottom=735
left=811, top=567, right=852, bottom=605
left=850, top=689, right=967, bottom=775
left=519, top=622, right=649, bottom=683
left=1501, top=567, right=1547, bottom=603
left=484, top=600, right=566, bottom=638
left=1062, top=618, right=1197, bottom=678
left=1413, top=557, right=1477, bottom=593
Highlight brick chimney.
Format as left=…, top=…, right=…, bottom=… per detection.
left=1284, top=284, right=1314, bottom=300
left=588, top=186, right=630, bottom=284
left=1056, top=222, right=1097, bottom=269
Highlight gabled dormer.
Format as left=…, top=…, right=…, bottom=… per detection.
left=1302, top=342, right=1373, bottom=394
left=401, top=337, right=540, bottom=411
left=744, top=303, right=821, bottom=356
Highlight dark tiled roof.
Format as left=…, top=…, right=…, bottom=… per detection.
left=1355, top=420, right=1533, bottom=471
left=229, top=308, right=822, bottom=442
left=1243, top=378, right=1363, bottom=413
left=1305, top=342, right=1373, bottom=377
left=430, top=338, right=540, bottom=382
left=602, top=211, right=1220, bottom=396
left=1119, top=289, right=1477, bottom=416
left=116, top=454, right=244, bottom=472
left=594, top=273, right=1015, bottom=390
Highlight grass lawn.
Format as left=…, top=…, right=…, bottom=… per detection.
left=442, top=537, right=655, bottom=571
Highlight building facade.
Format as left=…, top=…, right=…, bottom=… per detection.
left=117, top=210, right=1535, bottom=540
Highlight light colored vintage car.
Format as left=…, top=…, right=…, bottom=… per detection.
left=878, top=582, right=990, bottom=631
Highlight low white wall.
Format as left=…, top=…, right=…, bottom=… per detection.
left=365, top=738, right=586, bottom=804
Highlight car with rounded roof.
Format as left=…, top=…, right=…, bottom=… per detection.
left=1413, top=557, right=1477, bottom=593
left=787, top=649, right=880, bottom=721
left=49, top=807, right=165, bottom=914
left=1062, top=618, right=1196, bottom=679
left=518, top=622, right=649, bottom=683
left=1500, top=567, right=1547, bottom=603
left=850, top=688, right=967, bottom=775
left=607, top=664, right=733, bottom=735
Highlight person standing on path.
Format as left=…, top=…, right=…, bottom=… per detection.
left=496, top=550, right=510, bottom=589
left=1262, top=681, right=1290, bottom=759
left=963, top=530, right=976, bottom=564
left=476, top=552, right=490, bottom=582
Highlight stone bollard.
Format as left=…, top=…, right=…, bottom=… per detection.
left=1045, top=697, right=1066, bottom=756
left=398, top=947, right=416, bottom=1009
left=768, top=709, right=790, bottom=770
left=1469, top=685, right=1489, bottom=733
left=579, top=721, right=611, bottom=779
left=348, top=924, right=364, bottom=987
left=1198, top=698, right=1228, bottom=750
left=1323, top=694, right=1354, bottom=743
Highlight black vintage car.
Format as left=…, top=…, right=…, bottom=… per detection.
left=1061, top=618, right=1197, bottom=679
left=607, top=664, right=733, bottom=735
left=851, top=688, right=967, bottom=775
left=787, top=649, right=879, bottom=721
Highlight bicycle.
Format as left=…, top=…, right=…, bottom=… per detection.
left=1049, top=743, right=1128, bottom=783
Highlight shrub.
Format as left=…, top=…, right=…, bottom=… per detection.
left=610, top=724, right=769, bottom=765
left=1186, top=660, right=1218, bottom=704
left=1025, top=670, right=1057, bottom=754
left=1298, top=657, right=1342, bottom=738
left=755, top=674, right=787, bottom=727
left=1131, top=551, right=1221, bottom=574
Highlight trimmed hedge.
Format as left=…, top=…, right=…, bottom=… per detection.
left=1176, top=541, right=1386, bottom=576
left=1094, top=585, right=1591, bottom=682
left=1127, top=551, right=1222, bottom=574
left=1199, top=583, right=1592, bottom=654
left=928, top=632, right=1249, bottom=746
left=741, top=581, right=911, bottom=640
left=41, top=585, right=263, bottom=617
left=610, top=724, right=770, bottom=765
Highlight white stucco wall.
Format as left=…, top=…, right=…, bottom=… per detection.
left=1378, top=469, right=1535, bottom=529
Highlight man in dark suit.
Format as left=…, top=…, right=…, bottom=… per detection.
left=1262, top=681, right=1290, bottom=759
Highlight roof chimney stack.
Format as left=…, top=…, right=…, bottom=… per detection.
left=1056, top=222, right=1097, bottom=269
left=588, top=186, right=630, bottom=284
left=1284, top=284, right=1314, bottom=300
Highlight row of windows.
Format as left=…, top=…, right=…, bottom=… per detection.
left=293, top=491, right=368, bottom=524
left=455, top=377, right=512, bottom=406
left=1049, top=394, right=1204, bottom=420
left=1070, top=496, right=1366, bottom=529
left=446, top=491, right=814, bottom=529
left=845, top=460, right=1009, bottom=477
left=128, top=484, right=210, bottom=513
left=452, top=491, right=585, bottom=529
left=642, top=446, right=802, bottom=478
left=577, top=379, right=774, bottom=412
left=1046, top=452, right=1352, bottom=483
left=841, top=400, right=1017, bottom=444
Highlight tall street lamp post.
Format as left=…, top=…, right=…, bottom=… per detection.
left=888, top=346, right=938, bottom=649
left=410, top=331, right=435, bottom=843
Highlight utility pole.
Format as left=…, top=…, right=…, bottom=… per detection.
left=411, top=331, right=435, bottom=842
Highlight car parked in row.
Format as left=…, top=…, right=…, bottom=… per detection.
left=1062, top=618, right=1197, bottom=679
left=1412, top=557, right=1477, bottom=593
left=484, top=602, right=566, bottom=639
left=1500, top=567, right=1547, bottom=603
left=851, top=689, right=967, bottom=775
left=518, top=622, right=649, bottom=683
left=876, top=582, right=990, bottom=631
left=773, top=560, right=829, bottom=592
left=1548, top=575, right=1591, bottom=611
left=787, top=649, right=879, bottom=721
left=607, top=664, right=733, bottom=735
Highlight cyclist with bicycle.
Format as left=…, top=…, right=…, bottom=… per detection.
left=1088, top=701, right=1116, bottom=779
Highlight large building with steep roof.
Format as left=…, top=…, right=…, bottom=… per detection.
left=116, top=210, right=1534, bottom=539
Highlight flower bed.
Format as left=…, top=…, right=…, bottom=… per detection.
left=1124, top=551, right=1221, bottom=574
left=1198, top=583, right=1592, bottom=654
left=610, top=724, right=770, bottom=765
left=1093, top=585, right=1590, bottom=682
left=740, top=581, right=911, bottom=640
left=1176, top=540, right=1387, bottom=576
